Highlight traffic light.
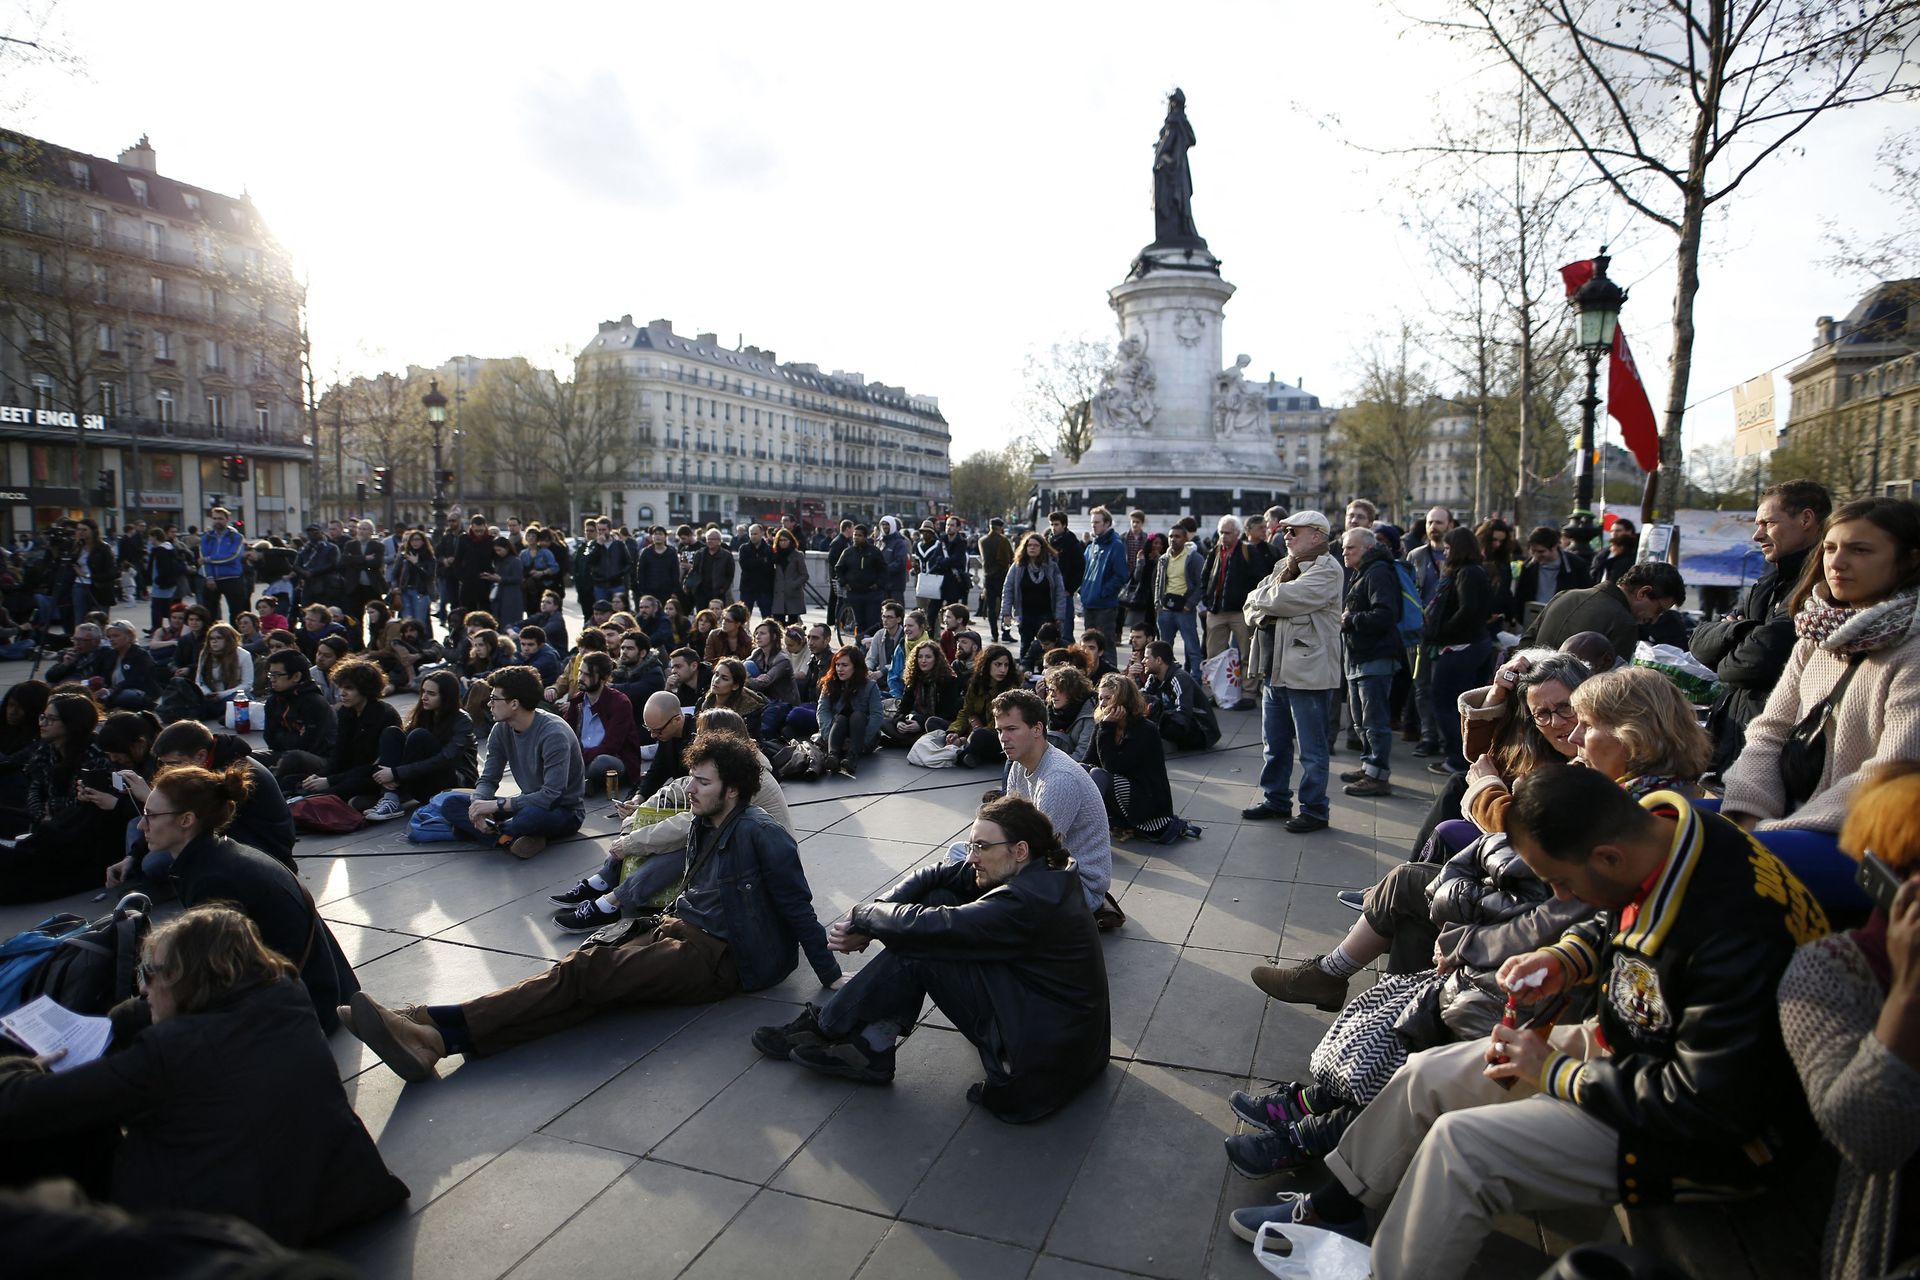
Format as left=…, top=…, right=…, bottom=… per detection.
left=372, top=466, right=390, bottom=495
left=220, top=456, right=234, bottom=482
left=355, top=481, right=368, bottom=506
left=96, top=469, right=116, bottom=505
left=229, top=455, right=249, bottom=483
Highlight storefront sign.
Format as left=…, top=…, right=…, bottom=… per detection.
left=0, top=405, right=107, bottom=430
left=0, top=490, right=27, bottom=502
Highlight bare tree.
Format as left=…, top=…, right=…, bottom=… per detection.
left=948, top=443, right=1033, bottom=524
left=547, top=355, right=633, bottom=532
left=1824, top=126, right=1920, bottom=281
left=1427, top=0, right=1920, bottom=518
left=1020, top=337, right=1112, bottom=462
left=460, top=356, right=556, bottom=509
left=1338, top=325, right=1441, bottom=518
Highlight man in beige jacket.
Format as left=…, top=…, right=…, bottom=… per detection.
left=1241, top=511, right=1345, bottom=834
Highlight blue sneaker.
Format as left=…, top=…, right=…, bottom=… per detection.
left=1229, top=1084, right=1310, bottom=1133
left=1229, top=1191, right=1369, bottom=1246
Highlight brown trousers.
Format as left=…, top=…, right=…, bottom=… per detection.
left=461, top=917, right=738, bottom=1055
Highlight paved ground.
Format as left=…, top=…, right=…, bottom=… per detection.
left=1, top=605, right=1600, bottom=1279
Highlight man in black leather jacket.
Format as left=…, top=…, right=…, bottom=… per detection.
left=1688, top=480, right=1829, bottom=773
left=1253, top=767, right=1829, bottom=1280
left=341, top=731, right=840, bottom=1082
left=753, top=794, right=1110, bottom=1123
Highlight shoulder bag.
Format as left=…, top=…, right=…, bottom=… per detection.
left=1777, top=654, right=1862, bottom=808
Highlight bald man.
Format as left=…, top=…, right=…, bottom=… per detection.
left=633, top=689, right=697, bottom=804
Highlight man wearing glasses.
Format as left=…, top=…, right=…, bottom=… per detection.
left=752, top=792, right=1110, bottom=1123
left=632, top=689, right=696, bottom=804
left=440, top=665, right=586, bottom=859
left=260, top=650, right=337, bottom=793
left=1242, top=511, right=1344, bottom=834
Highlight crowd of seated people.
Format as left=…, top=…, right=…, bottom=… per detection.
left=0, top=492, right=1914, bottom=1278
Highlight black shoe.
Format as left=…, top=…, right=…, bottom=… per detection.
left=1410, top=741, right=1443, bottom=758
left=552, top=899, right=621, bottom=932
left=1284, top=813, right=1329, bottom=834
left=1241, top=803, right=1288, bottom=821
left=1224, top=1126, right=1313, bottom=1179
left=1229, top=1083, right=1311, bottom=1134
left=752, top=1005, right=829, bottom=1060
left=791, top=1038, right=896, bottom=1084
left=1338, top=768, right=1368, bottom=784
left=1336, top=889, right=1366, bottom=912
left=549, top=878, right=599, bottom=906
left=1343, top=735, right=1364, bottom=752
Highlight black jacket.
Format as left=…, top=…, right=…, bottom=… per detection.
left=1094, top=720, right=1172, bottom=821
left=1425, top=564, right=1495, bottom=647
left=1537, top=793, right=1831, bottom=1203
left=1341, top=546, right=1404, bottom=666
left=635, top=543, right=682, bottom=601
left=170, top=833, right=359, bottom=1033
left=264, top=675, right=336, bottom=758
left=324, top=698, right=402, bottom=797
left=583, top=536, right=632, bottom=588
left=397, top=710, right=480, bottom=790
left=1689, top=545, right=1812, bottom=772
left=688, top=546, right=734, bottom=602
left=1145, top=666, right=1221, bottom=748
left=339, top=538, right=384, bottom=591
left=1048, top=530, right=1086, bottom=594
left=105, top=644, right=163, bottom=701
left=834, top=542, right=887, bottom=594
left=737, top=539, right=776, bottom=595
left=1513, top=552, right=1592, bottom=609
left=207, top=734, right=297, bottom=869
left=0, top=978, right=405, bottom=1245
left=673, top=803, right=839, bottom=992
left=850, top=857, right=1110, bottom=1123
left=1199, top=540, right=1263, bottom=613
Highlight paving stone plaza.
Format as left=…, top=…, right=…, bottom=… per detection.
left=0, top=597, right=1591, bottom=1280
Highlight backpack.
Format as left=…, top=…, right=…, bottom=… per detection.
left=1394, top=561, right=1424, bottom=644
left=407, top=790, right=461, bottom=844
left=19, top=895, right=152, bottom=1016
left=0, top=914, right=88, bottom=1016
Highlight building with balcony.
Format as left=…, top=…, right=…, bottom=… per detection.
left=0, top=131, right=309, bottom=536
left=1783, top=280, right=1920, bottom=499
left=577, top=316, right=950, bottom=530
left=1265, top=373, right=1337, bottom=513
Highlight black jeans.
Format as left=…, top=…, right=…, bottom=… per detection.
left=376, top=726, right=454, bottom=802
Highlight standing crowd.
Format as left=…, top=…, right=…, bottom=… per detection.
left=0, top=486, right=1916, bottom=1280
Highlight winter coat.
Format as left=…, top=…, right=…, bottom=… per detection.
left=1080, top=527, right=1132, bottom=612
left=834, top=542, right=887, bottom=595
left=928, top=533, right=973, bottom=604
left=1049, top=530, right=1086, bottom=595
left=1244, top=553, right=1343, bottom=691
left=1425, top=564, right=1496, bottom=648
left=0, top=977, right=407, bottom=1245
left=879, top=529, right=911, bottom=598
left=1521, top=580, right=1638, bottom=662
left=746, top=646, right=801, bottom=706
left=688, top=546, right=735, bottom=603
left=1341, top=545, right=1404, bottom=669
left=322, top=698, right=402, bottom=799
left=1046, top=695, right=1097, bottom=763
left=563, top=687, right=644, bottom=781
left=1197, top=539, right=1262, bottom=613
left=1689, top=544, right=1813, bottom=773
left=1001, top=560, right=1069, bottom=630
left=848, top=856, right=1110, bottom=1123
left=771, top=546, right=810, bottom=616
left=737, top=539, right=777, bottom=597
left=1094, top=719, right=1172, bottom=819
left=263, top=675, right=337, bottom=759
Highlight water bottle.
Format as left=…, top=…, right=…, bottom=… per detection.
left=232, top=690, right=250, bottom=734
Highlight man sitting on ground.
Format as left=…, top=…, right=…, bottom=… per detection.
left=754, top=794, right=1109, bottom=1123
left=517, top=624, right=563, bottom=686
left=1230, top=767, right=1831, bottom=1279
left=442, top=665, right=585, bottom=859
left=343, top=732, right=841, bottom=1080
left=632, top=689, right=696, bottom=802
left=662, top=646, right=710, bottom=704
left=562, top=652, right=643, bottom=799
left=994, top=689, right=1112, bottom=911
left=1141, top=639, right=1220, bottom=750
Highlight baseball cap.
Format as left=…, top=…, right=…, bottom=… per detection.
left=1276, top=510, right=1331, bottom=533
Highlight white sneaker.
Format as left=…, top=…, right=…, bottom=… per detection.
left=365, top=793, right=407, bottom=822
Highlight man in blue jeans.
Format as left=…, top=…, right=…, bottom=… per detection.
left=445, top=665, right=586, bottom=859
left=198, top=506, right=249, bottom=622
left=1337, top=527, right=1402, bottom=798
left=1241, top=510, right=1343, bottom=834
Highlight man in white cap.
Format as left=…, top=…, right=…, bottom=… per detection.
left=1241, top=511, right=1344, bottom=834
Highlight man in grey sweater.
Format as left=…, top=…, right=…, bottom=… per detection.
left=993, top=689, right=1112, bottom=911
left=443, top=665, right=586, bottom=859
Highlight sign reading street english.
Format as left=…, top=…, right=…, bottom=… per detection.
left=0, top=405, right=107, bottom=430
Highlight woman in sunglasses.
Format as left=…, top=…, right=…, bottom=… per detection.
left=0, top=905, right=406, bottom=1245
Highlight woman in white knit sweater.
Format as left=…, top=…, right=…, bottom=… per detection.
left=1778, top=764, right=1920, bottom=1280
left=1721, top=497, right=1920, bottom=915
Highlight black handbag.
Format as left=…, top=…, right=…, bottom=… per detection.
left=1778, top=655, right=1862, bottom=808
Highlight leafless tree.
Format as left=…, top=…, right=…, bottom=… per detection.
left=948, top=443, right=1033, bottom=524
left=1423, top=0, right=1920, bottom=518
left=1020, top=337, right=1112, bottom=462
left=1337, top=325, right=1442, bottom=518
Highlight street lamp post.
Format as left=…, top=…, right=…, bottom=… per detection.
left=1566, top=248, right=1627, bottom=555
left=424, top=379, right=450, bottom=532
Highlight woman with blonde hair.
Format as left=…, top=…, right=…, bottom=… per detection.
left=1567, top=666, right=1713, bottom=796
left=1090, top=673, right=1198, bottom=844
left=0, top=904, right=406, bottom=1245
left=1780, top=763, right=1920, bottom=1280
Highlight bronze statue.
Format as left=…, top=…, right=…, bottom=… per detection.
left=1151, top=88, right=1204, bottom=249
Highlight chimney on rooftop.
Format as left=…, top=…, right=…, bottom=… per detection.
left=1816, top=316, right=1837, bottom=344
left=118, top=135, right=156, bottom=173
left=696, top=332, right=718, bottom=346
left=649, top=319, right=673, bottom=333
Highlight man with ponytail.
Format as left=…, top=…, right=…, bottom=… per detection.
left=136, top=763, right=358, bottom=1033
left=754, top=793, right=1111, bottom=1123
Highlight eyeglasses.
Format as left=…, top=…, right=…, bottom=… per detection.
left=486, top=693, right=508, bottom=704
left=37, top=712, right=56, bottom=723
left=1530, top=703, right=1578, bottom=727
left=1281, top=527, right=1315, bottom=537
left=139, top=808, right=180, bottom=822
left=964, top=839, right=1013, bottom=855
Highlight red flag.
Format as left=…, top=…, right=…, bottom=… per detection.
left=1560, top=260, right=1662, bottom=473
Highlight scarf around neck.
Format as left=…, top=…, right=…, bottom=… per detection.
left=1794, top=587, right=1919, bottom=656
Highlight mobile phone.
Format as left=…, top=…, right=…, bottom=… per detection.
left=1858, top=851, right=1905, bottom=914
left=80, top=768, right=114, bottom=793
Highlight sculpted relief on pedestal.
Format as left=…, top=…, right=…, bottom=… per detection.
left=1173, top=310, right=1205, bottom=347
left=1212, top=354, right=1267, bottom=438
left=1092, top=335, right=1156, bottom=435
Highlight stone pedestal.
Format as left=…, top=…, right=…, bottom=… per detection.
left=1038, top=256, right=1295, bottom=530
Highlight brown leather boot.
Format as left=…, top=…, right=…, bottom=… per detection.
left=347, top=991, right=445, bottom=1083
left=1249, top=958, right=1349, bottom=1012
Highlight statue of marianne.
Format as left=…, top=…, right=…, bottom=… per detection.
left=1151, top=88, right=1203, bottom=248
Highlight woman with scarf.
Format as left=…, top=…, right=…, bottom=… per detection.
left=1721, top=497, right=1920, bottom=917
left=882, top=638, right=962, bottom=749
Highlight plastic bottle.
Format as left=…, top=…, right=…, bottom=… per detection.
left=233, top=690, right=250, bottom=734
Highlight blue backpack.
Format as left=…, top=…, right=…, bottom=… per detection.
left=0, top=914, right=90, bottom=1016
left=407, top=790, right=461, bottom=844
left=1394, top=562, right=1424, bottom=643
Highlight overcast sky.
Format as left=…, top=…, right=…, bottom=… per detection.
left=5, top=0, right=1912, bottom=466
